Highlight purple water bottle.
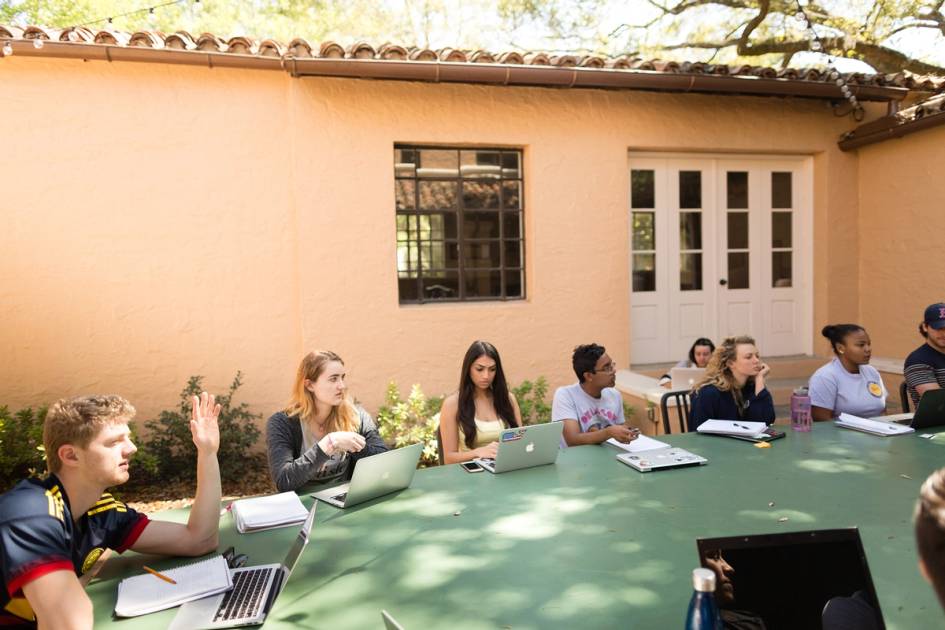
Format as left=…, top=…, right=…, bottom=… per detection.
left=791, top=387, right=812, bottom=432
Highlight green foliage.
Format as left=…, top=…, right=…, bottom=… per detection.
left=139, top=372, right=261, bottom=484
left=623, top=401, right=637, bottom=422
left=511, top=376, right=551, bottom=425
left=376, top=382, right=443, bottom=468
left=0, top=405, right=47, bottom=490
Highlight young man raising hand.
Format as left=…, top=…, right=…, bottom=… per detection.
left=0, top=393, right=222, bottom=629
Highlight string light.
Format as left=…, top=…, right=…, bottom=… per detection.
left=1, top=41, right=12, bottom=56
left=793, top=0, right=863, bottom=118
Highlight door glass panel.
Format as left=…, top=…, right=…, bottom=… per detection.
left=632, top=212, right=655, bottom=250
left=631, top=170, right=655, bottom=208
left=727, top=212, right=748, bottom=249
left=727, top=252, right=749, bottom=289
left=679, top=171, right=702, bottom=209
left=727, top=171, right=748, bottom=209
left=772, top=252, right=793, bottom=287
left=680, top=213, right=702, bottom=250
left=772, top=172, right=792, bottom=208
left=680, top=253, right=703, bottom=291
left=632, top=254, right=656, bottom=292
left=772, top=212, right=792, bottom=248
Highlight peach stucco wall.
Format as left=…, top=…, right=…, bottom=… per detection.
left=857, top=125, right=945, bottom=359
left=1, top=56, right=864, bottom=426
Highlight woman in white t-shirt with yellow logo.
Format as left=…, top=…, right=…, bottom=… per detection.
left=809, top=324, right=887, bottom=421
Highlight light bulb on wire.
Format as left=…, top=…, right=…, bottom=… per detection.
left=2, top=41, right=12, bottom=56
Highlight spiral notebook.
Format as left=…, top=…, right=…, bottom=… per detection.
left=114, top=554, right=233, bottom=617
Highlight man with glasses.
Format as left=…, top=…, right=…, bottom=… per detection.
left=553, top=343, right=639, bottom=446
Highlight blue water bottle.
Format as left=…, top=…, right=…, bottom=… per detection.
left=685, top=568, right=721, bottom=630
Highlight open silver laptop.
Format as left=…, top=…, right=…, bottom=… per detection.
left=169, top=502, right=317, bottom=629
left=671, top=366, right=705, bottom=390
left=474, top=422, right=563, bottom=473
left=311, top=443, right=422, bottom=508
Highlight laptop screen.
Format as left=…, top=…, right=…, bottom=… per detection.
left=696, top=528, right=884, bottom=630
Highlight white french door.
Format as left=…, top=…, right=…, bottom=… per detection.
left=628, top=154, right=812, bottom=364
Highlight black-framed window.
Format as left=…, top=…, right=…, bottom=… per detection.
left=394, top=145, right=525, bottom=303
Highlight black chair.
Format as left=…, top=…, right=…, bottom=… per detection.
left=435, top=418, right=445, bottom=465
left=659, top=389, right=693, bottom=434
left=899, top=380, right=912, bottom=414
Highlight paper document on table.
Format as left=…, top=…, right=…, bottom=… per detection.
left=114, top=554, right=232, bottom=617
left=231, top=491, right=309, bottom=533
left=868, top=412, right=914, bottom=424
left=696, top=420, right=768, bottom=437
left=606, top=435, right=670, bottom=453
left=836, top=413, right=915, bottom=436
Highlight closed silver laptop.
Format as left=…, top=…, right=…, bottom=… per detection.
left=169, top=502, right=317, bottom=629
left=475, top=422, right=563, bottom=473
left=311, top=443, right=422, bottom=508
left=617, top=447, right=707, bottom=472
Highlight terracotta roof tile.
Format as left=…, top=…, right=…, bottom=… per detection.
left=2, top=24, right=942, bottom=98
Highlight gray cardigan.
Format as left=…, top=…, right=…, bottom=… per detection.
left=266, top=407, right=388, bottom=492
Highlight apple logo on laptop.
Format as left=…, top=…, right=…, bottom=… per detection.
left=525, top=442, right=535, bottom=453
left=382, top=472, right=390, bottom=480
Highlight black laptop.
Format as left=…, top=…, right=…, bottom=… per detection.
left=696, top=528, right=884, bottom=630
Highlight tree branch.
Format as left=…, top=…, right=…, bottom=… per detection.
left=736, top=0, right=769, bottom=55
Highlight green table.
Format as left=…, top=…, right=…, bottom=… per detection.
left=90, top=424, right=944, bottom=629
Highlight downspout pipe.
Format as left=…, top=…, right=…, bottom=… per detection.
left=3, top=39, right=910, bottom=103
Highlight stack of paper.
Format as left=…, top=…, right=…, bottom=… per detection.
left=231, top=491, right=309, bottom=533
left=696, top=419, right=769, bottom=438
left=606, top=435, right=670, bottom=453
left=114, top=555, right=232, bottom=617
left=836, top=413, right=915, bottom=436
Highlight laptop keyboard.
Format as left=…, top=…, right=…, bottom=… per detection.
left=215, top=567, right=272, bottom=621
left=331, top=492, right=347, bottom=503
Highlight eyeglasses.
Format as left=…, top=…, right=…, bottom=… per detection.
left=594, top=362, right=616, bottom=374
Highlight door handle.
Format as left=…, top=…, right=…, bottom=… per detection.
left=719, top=278, right=728, bottom=286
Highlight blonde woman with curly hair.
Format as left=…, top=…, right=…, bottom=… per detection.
left=266, top=351, right=387, bottom=492
left=689, top=335, right=775, bottom=430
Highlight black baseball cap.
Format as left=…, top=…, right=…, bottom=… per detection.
left=924, top=303, right=945, bottom=330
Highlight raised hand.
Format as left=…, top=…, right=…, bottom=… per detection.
left=190, top=391, right=221, bottom=454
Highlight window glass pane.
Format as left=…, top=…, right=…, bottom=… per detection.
left=418, top=213, right=455, bottom=241
left=501, top=152, right=521, bottom=178
left=772, top=212, right=792, bottom=248
left=679, top=171, right=702, bottom=209
left=421, top=272, right=459, bottom=299
left=395, top=180, right=416, bottom=211
left=397, top=240, right=417, bottom=272
left=398, top=277, right=419, bottom=300
left=443, top=242, right=460, bottom=269
left=505, top=269, right=524, bottom=297
left=773, top=252, right=793, bottom=287
left=504, top=240, right=522, bottom=268
left=464, top=270, right=502, bottom=298
left=727, top=171, right=748, bottom=209
left=680, top=253, right=703, bottom=291
left=727, top=212, right=748, bottom=249
left=464, top=212, right=500, bottom=238
left=417, top=149, right=458, bottom=177
left=418, top=181, right=457, bottom=211
left=502, top=181, right=521, bottom=210
left=631, top=170, right=655, bottom=208
left=503, top=212, right=522, bottom=239
left=396, top=214, right=416, bottom=242
left=772, top=172, right=792, bottom=208
left=394, top=148, right=418, bottom=177
left=632, top=253, right=656, bottom=292
left=460, top=150, right=502, bottom=178
left=463, top=241, right=500, bottom=268
left=727, top=252, right=749, bottom=289
left=679, top=212, right=702, bottom=250
left=632, top=212, right=655, bottom=251
left=463, top=181, right=501, bottom=209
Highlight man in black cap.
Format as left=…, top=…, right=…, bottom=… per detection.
left=904, top=303, right=945, bottom=407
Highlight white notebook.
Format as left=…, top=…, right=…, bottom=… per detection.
left=114, top=554, right=232, bottom=617
left=606, top=435, right=670, bottom=453
left=696, top=419, right=768, bottom=438
left=231, top=491, right=309, bottom=533
left=836, top=413, right=915, bottom=436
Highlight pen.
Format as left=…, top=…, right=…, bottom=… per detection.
left=733, top=423, right=750, bottom=430
left=142, top=566, right=177, bottom=585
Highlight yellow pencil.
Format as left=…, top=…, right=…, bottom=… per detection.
left=142, top=565, right=177, bottom=585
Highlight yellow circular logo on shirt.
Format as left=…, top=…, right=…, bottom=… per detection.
left=82, top=547, right=104, bottom=574
left=868, top=382, right=883, bottom=397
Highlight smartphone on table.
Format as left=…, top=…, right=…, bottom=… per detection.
left=461, top=461, right=484, bottom=473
